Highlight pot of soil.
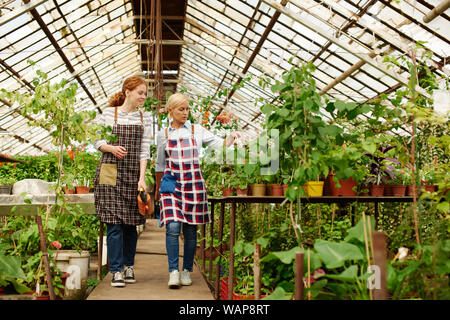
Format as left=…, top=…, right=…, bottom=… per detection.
left=75, top=186, right=90, bottom=194
left=324, top=174, right=357, bottom=196
left=236, top=187, right=248, bottom=196
left=272, top=185, right=284, bottom=196
left=391, top=185, right=407, bottom=196
left=302, top=181, right=324, bottom=197
left=0, top=185, right=12, bottom=194
left=222, top=187, right=234, bottom=197
left=421, top=185, right=436, bottom=193
left=384, top=185, right=393, bottom=196
left=369, top=184, right=384, bottom=197
left=358, top=186, right=370, bottom=196
left=250, top=184, right=266, bottom=196
left=407, top=185, right=417, bottom=196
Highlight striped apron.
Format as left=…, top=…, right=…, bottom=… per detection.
left=159, top=125, right=210, bottom=226
left=94, top=107, right=146, bottom=226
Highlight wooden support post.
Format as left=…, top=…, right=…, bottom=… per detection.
left=228, top=202, right=236, bottom=300
left=97, top=222, right=104, bottom=280
left=295, top=252, right=304, bottom=300
left=36, top=215, right=56, bottom=300
left=374, top=202, right=379, bottom=229
left=254, top=242, right=261, bottom=300
left=208, top=203, right=215, bottom=281
left=214, top=203, right=225, bottom=300
left=372, top=231, right=388, bottom=300
left=201, top=224, right=206, bottom=272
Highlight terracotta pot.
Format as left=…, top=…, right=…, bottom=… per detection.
left=220, top=277, right=230, bottom=300
left=64, top=187, right=75, bottom=194
left=369, top=184, right=384, bottom=197
left=236, top=187, right=248, bottom=196
left=358, top=186, right=370, bottom=196
left=75, top=186, right=90, bottom=194
left=391, top=185, right=407, bottom=196
left=232, top=292, right=269, bottom=300
left=384, top=185, right=393, bottom=196
left=250, top=184, right=266, bottom=196
left=421, top=184, right=436, bottom=193
left=282, top=185, right=288, bottom=196
left=324, top=174, right=357, bottom=196
left=272, top=185, right=284, bottom=196
left=222, top=188, right=234, bottom=197
left=266, top=184, right=276, bottom=196
left=407, top=185, right=417, bottom=196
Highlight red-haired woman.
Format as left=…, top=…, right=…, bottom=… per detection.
left=93, top=76, right=152, bottom=287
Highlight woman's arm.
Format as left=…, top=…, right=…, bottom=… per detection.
left=138, top=159, right=148, bottom=191
left=98, top=144, right=127, bottom=159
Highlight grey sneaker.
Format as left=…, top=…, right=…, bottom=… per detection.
left=168, top=270, right=181, bottom=289
left=180, top=269, right=192, bottom=286
left=124, top=266, right=136, bottom=283
left=111, top=271, right=125, bottom=287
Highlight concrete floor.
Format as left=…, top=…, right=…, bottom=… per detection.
left=87, top=219, right=214, bottom=300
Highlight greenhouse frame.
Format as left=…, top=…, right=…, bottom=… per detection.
left=0, top=0, right=448, bottom=303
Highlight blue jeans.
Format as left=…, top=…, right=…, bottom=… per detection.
left=106, top=223, right=138, bottom=273
left=166, top=221, right=197, bottom=272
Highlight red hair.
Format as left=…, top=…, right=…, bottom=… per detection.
left=108, top=76, right=148, bottom=107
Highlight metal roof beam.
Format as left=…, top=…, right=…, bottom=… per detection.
left=212, top=0, right=289, bottom=125
left=423, top=0, right=450, bottom=23
left=262, top=0, right=431, bottom=99
left=0, top=0, right=48, bottom=27
left=23, top=0, right=101, bottom=113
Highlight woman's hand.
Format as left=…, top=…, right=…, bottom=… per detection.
left=111, top=146, right=127, bottom=159
left=225, top=131, right=243, bottom=147
left=138, top=178, right=147, bottom=192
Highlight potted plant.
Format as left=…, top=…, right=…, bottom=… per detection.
left=420, top=166, right=437, bottom=193
left=245, top=163, right=266, bottom=196
left=363, top=145, right=399, bottom=196
left=235, top=165, right=249, bottom=196
left=390, top=169, right=408, bottom=196
left=220, top=166, right=235, bottom=197
left=0, top=176, right=16, bottom=194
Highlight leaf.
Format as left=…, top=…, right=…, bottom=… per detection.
left=0, top=254, right=26, bottom=280
left=344, top=215, right=375, bottom=244
left=269, top=246, right=303, bottom=264
left=362, top=143, right=376, bottom=155
left=437, top=202, right=449, bottom=213
left=314, top=239, right=364, bottom=269
left=261, top=286, right=292, bottom=300
left=244, top=243, right=255, bottom=255
left=278, top=108, right=290, bottom=117
left=256, top=237, right=269, bottom=248
left=334, top=100, right=347, bottom=112
left=325, top=265, right=358, bottom=282
left=261, top=104, right=273, bottom=115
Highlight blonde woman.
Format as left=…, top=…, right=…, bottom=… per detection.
left=155, top=93, right=240, bottom=288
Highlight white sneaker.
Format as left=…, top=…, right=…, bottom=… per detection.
left=168, top=270, right=181, bottom=289
left=111, top=271, right=125, bottom=287
left=180, top=269, right=192, bottom=286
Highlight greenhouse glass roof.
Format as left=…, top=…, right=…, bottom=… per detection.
left=0, top=0, right=448, bottom=155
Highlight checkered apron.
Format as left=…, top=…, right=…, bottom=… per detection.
left=159, top=125, right=210, bottom=226
left=94, top=107, right=146, bottom=226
